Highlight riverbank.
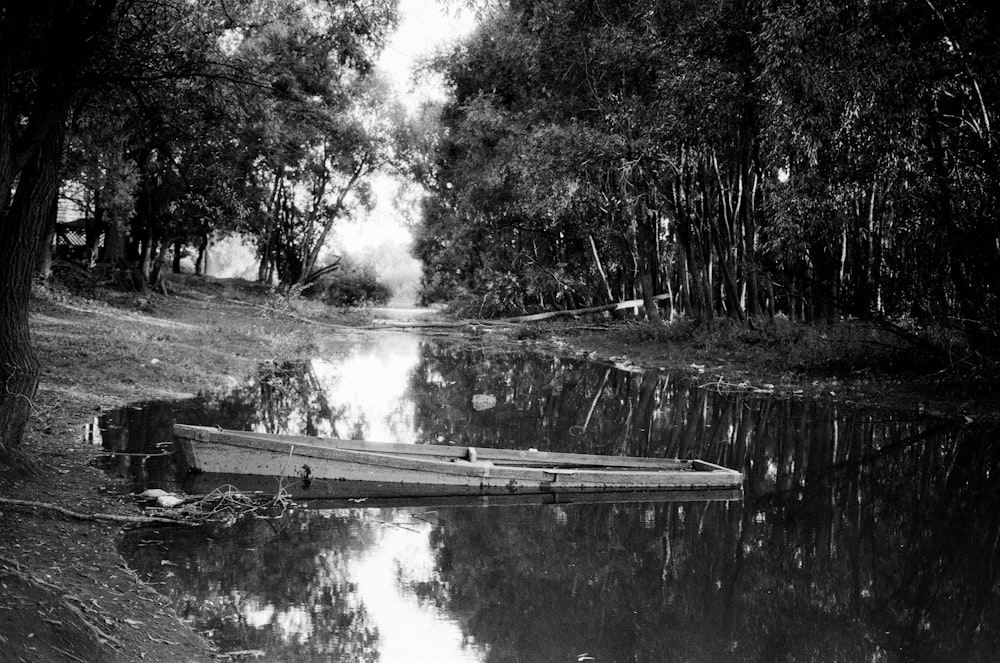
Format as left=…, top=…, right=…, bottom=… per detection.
left=0, top=274, right=375, bottom=662
left=541, top=316, right=999, bottom=422
left=1, top=271, right=996, bottom=661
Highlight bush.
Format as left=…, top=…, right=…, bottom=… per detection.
left=308, top=264, right=392, bottom=308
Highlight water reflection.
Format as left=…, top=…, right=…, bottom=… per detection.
left=123, top=499, right=737, bottom=663
left=101, top=335, right=1000, bottom=661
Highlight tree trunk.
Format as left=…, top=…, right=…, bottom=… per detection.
left=36, top=196, right=58, bottom=281
left=172, top=239, right=183, bottom=273
left=0, top=115, right=65, bottom=457
left=195, top=233, right=210, bottom=276
left=588, top=234, right=615, bottom=304
left=629, top=206, right=660, bottom=324
left=297, top=152, right=369, bottom=286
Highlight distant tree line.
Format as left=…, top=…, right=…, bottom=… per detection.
left=415, top=0, right=1000, bottom=350
left=56, top=0, right=405, bottom=290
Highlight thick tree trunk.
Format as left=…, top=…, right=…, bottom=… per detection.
left=0, top=116, right=65, bottom=457
left=102, top=215, right=125, bottom=266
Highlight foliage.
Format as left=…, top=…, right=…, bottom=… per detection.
left=307, top=259, right=393, bottom=307
left=60, top=0, right=402, bottom=288
left=413, top=0, right=1000, bottom=356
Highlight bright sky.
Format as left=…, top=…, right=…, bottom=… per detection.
left=335, top=0, right=478, bottom=305
left=378, top=0, right=478, bottom=106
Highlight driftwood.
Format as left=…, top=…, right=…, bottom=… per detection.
left=0, top=497, right=193, bottom=526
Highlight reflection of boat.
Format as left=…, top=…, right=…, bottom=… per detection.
left=174, top=424, right=743, bottom=497
left=182, top=472, right=744, bottom=507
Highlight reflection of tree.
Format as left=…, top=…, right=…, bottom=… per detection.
left=418, top=501, right=739, bottom=663
left=720, top=411, right=1000, bottom=662
left=409, top=361, right=1000, bottom=662
left=255, top=360, right=346, bottom=437
left=98, top=392, right=260, bottom=491
left=408, top=342, right=677, bottom=456
left=100, top=360, right=350, bottom=489
left=103, top=340, right=1000, bottom=660
left=121, top=510, right=380, bottom=661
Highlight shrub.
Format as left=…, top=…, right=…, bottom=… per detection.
left=307, top=263, right=392, bottom=308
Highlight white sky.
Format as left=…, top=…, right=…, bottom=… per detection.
left=378, top=0, right=478, bottom=106
left=335, top=0, right=477, bottom=303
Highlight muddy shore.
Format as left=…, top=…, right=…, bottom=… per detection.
left=1, top=275, right=996, bottom=662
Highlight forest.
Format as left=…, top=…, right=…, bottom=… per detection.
left=2, top=0, right=999, bottom=454
left=415, top=0, right=1000, bottom=349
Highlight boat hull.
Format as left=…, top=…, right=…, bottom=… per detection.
left=182, top=472, right=743, bottom=507
left=174, top=425, right=743, bottom=497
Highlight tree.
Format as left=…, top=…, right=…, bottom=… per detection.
left=246, top=77, right=405, bottom=287
left=0, top=0, right=399, bottom=459
left=416, top=0, right=1000, bottom=352
left=0, top=0, right=123, bottom=458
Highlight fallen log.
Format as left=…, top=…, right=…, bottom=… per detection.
left=500, top=294, right=671, bottom=323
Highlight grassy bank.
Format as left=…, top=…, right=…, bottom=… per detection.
left=527, top=314, right=998, bottom=420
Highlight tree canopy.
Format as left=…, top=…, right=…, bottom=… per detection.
left=0, top=0, right=400, bottom=456
left=414, top=0, right=1000, bottom=349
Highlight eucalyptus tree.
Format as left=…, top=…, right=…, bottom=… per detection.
left=419, top=0, right=1000, bottom=350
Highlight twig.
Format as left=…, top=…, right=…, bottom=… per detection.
left=96, top=450, right=176, bottom=458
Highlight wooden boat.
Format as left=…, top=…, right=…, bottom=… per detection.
left=174, top=424, right=743, bottom=497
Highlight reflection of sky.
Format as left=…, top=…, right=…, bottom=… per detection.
left=349, top=509, right=487, bottom=663
left=238, top=508, right=486, bottom=662
left=260, top=334, right=423, bottom=443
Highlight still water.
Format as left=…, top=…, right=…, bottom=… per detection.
left=98, top=333, right=1000, bottom=662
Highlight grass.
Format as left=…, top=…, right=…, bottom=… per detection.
left=586, top=314, right=973, bottom=379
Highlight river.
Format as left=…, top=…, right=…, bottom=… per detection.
left=96, top=333, right=1000, bottom=662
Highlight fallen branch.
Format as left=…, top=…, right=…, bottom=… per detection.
left=0, top=497, right=193, bottom=526
left=365, top=319, right=511, bottom=329
left=499, top=294, right=671, bottom=323
left=223, top=293, right=672, bottom=329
